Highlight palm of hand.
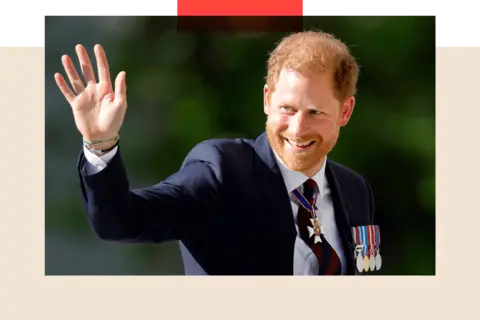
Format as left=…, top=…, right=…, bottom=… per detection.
left=55, top=44, right=127, bottom=142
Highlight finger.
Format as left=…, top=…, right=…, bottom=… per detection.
left=94, top=44, right=112, bottom=85
left=61, top=54, right=85, bottom=93
left=54, top=73, right=75, bottom=104
left=75, top=44, right=96, bottom=84
left=114, top=71, right=127, bottom=105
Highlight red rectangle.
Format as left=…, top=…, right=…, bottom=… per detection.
left=304, top=0, right=480, bottom=9
left=178, top=0, right=303, bottom=16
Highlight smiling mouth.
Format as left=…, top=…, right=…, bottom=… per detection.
left=285, top=138, right=316, bottom=149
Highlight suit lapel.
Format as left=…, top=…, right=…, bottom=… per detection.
left=253, top=132, right=297, bottom=274
left=325, top=161, right=357, bottom=275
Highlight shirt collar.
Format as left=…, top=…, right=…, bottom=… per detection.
left=272, top=149, right=327, bottom=198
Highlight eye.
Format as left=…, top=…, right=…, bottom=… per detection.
left=281, top=106, right=295, bottom=112
left=310, top=110, right=323, bottom=115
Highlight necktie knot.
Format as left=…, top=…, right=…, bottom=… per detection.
left=303, top=179, right=318, bottom=204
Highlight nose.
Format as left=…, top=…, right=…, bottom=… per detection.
left=289, top=111, right=310, bottom=138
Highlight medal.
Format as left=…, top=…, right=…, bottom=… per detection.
left=355, top=245, right=364, bottom=272
left=361, top=226, right=370, bottom=272
left=370, top=249, right=376, bottom=271
left=351, top=226, right=364, bottom=273
left=374, top=225, right=382, bottom=270
left=363, top=255, right=370, bottom=271
left=291, top=185, right=324, bottom=244
left=375, top=250, right=382, bottom=270
left=308, top=217, right=323, bottom=243
left=368, top=225, right=376, bottom=271
left=352, top=224, right=382, bottom=273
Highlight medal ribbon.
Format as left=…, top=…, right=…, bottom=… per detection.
left=351, top=227, right=357, bottom=256
left=352, top=227, right=362, bottom=247
left=355, top=227, right=361, bottom=247
left=291, top=186, right=317, bottom=213
left=362, top=226, right=367, bottom=258
left=353, top=226, right=364, bottom=257
left=368, top=225, right=374, bottom=257
left=375, top=225, right=381, bottom=250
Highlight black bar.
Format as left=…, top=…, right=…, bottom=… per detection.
left=439, top=8, right=480, bottom=40
left=176, top=16, right=304, bottom=33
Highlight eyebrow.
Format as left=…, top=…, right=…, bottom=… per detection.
left=306, top=104, right=324, bottom=111
left=277, top=100, right=327, bottom=111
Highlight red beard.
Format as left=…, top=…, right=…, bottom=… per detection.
left=265, top=123, right=337, bottom=175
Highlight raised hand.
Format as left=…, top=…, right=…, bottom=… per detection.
left=54, top=44, right=127, bottom=143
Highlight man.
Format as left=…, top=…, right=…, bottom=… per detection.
left=54, top=31, right=379, bottom=275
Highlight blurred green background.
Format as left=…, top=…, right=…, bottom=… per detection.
left=45, top=16, right=435, bottom=275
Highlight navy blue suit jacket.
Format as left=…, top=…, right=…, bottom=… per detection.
left=77, top=132, right=375, bottom=275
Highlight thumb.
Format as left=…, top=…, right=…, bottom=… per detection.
left=114, top=71, right=127, bottom=106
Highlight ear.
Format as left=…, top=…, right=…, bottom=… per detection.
left=263, top=84, right=269, bottom=115
left=338, top=96, right=355, bottom=127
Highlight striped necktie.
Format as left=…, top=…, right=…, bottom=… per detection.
left=293, top=178, right=341, bottom=275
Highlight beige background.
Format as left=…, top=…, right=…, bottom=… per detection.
left=0, top=46, right=478, bottom=319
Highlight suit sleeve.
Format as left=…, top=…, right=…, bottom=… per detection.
left=77, top=142, right=223, bottom=243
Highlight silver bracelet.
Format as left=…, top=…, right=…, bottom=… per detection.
left=83, top=134, right=120, bottom=148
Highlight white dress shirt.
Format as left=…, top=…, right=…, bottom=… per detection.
left=83, top=145, right=346, bottom=275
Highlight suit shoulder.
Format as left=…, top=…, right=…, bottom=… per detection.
left=183, top=136, right=255, bottom=165
left=327, top=159, right=368, bottom=185
left=199, top=137, right=254, bottom=150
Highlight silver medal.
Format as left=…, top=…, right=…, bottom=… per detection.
left=355, top=245, right=364, bottom=273
left=356, top=255, right=364, bottom=273
left=375, top=249, right=382, bottom=270
left=369, top=249, right=376, bottom=271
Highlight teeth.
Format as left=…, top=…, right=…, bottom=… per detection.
left=288, top=140, right=313, bottom=147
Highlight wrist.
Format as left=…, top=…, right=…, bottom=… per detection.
left=83, top=134, right=119, bottom=156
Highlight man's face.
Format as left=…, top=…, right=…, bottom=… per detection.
left=264, top=68, right=355, bottom=176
